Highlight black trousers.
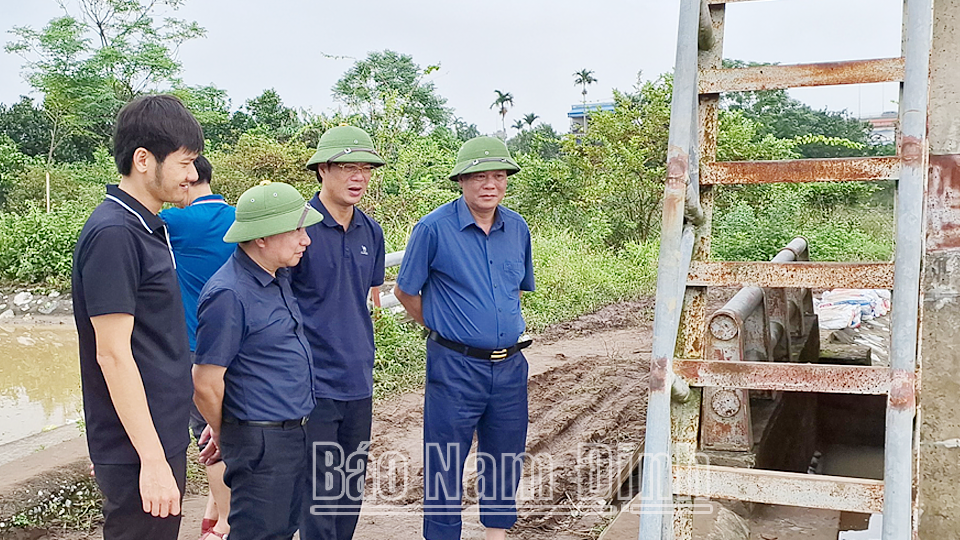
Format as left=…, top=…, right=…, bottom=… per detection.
left=221, top=421, right=308, bottom=540
left=300, top=397, right=373, bottom=540
left=94, top=452, right=187, bottom=540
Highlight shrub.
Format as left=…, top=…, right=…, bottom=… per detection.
left=0, top=201, right=90, bottom=287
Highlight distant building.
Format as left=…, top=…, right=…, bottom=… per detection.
left=568, top=101, right=615, bottom=132
left=861, top=111, right=898, bottom=145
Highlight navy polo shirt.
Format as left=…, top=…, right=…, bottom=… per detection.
left=290, top=194, right=385, bottom=401
left=159, top=194, right=236, bottom=351
left=72, top=184, right=192, bottom=464
left=194, top=248, right=316, bottom=421
left=396, top=197, right=535, bottom=350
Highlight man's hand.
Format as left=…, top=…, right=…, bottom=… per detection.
left=139, top=458, right=181, bottom=517
left=197, top=424, right=222, bottom=465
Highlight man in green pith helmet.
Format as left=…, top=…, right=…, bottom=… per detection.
left=396, top=136, right=536, bottom=540
left=193, top=181, right=323, bottom=540
left=292, top=126, right=387, bottom=540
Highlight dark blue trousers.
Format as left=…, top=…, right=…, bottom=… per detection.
left=94, top=452, right=186, bottom=540
left=300, top=397, right=373, bottom=540
left=220, top=422, right=307, bottom=540
left=422, top=340, right=529, bottom=540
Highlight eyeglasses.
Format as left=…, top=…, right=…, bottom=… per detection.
left=335, top=163, right=376, bottom=177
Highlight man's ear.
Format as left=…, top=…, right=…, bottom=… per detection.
left=132, top=147, right=152, bottom=174
left=253, top=237, right=268, bottom=248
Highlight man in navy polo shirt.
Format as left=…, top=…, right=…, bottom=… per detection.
left=193, top=181, right=323, bottom=540
left=292, top=126, right=386, bottom=540
left=396, top=136, right=535, bottom=540
left=159, top=155, right=234, bottom=540
left=72, top=94, right=203, bottom=540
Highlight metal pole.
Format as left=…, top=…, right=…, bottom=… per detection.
left=882, top=0, right=931, bottom=538
left=639, top=0, right=701, bottom=537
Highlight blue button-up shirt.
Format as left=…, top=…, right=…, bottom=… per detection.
left=194, top=248, right=315, bottom=421
left=290, top=194, right=385, bottom=401
left=397, top=197, right=535, bottom=350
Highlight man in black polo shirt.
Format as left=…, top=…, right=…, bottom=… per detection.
left=72, top=94, right=203, bottom=540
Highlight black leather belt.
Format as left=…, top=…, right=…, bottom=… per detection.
left=428, top=330, right=532, bottom=361
left=222, top=416, right=308, bottom=429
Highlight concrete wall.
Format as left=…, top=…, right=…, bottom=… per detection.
left=919, top=0, right=960, bottom=535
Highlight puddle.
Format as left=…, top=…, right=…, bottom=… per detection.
left=0, top=324, right=81, bottom=446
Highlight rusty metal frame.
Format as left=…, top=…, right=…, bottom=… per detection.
left=675, top=359, right=892, bottom=394
left=700, top=57, right=905, bottom=93
left=672, top=465, right=885, bottom=514
left=702, top=156, right=900, bottom=185
left=688, top=261, right=895, bottom=289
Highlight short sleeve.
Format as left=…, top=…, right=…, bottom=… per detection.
left=371, top=225, right=385, bottom=288
left=520, top=225, right=535, bottom=292
left=395, top=222, right=436, bottom=296
left=194, top=287, right=244, bottom=368
left=79, top=226, right=140, bottom=317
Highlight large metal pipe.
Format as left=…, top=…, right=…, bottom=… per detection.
left=639, top=0, right=703, bottom=536
left=882, top=0, right=931, bottom=538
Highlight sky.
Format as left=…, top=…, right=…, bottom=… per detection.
left=0, top=0, right=904, bottom=136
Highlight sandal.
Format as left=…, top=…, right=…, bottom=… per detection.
left=201, top=519, right=218, bottom=536
left=201, top=531, right=227, bottom=540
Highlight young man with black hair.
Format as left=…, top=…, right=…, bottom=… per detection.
left=72, top=94, right=203, bottom=540
left=160, top=154, right=235, bottom=540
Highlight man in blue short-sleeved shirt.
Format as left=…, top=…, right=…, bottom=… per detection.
left=193, top=181, right=323, bottom=540
left=292, top=126, right=386, bottom=540
left=159, top=155, right=234, bottom=539
left=396, top=136, right=535, bottom=540
left=72, top=95, right=203, bottom=540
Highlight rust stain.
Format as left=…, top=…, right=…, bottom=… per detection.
left=927, top=154, right=960, bottom=251
left=900, top=135, right=924, bottom=164
left=700, top=57, right=904, bottom=93
left=650, top=355, right=669, bottom=392
left=674, top=360, right=890, bottom=395
left=667, top=147, right=690, bottom=189
left=889, top=369, right=917, bottom=411
left=703, top=156, right=899, bottom=185
left=688, top=261, right=895, bottom=289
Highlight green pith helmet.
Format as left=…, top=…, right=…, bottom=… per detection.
left=223, top=181, right=323, bottom=243
left=305, top=126, right=386, bottom=171
left=448, top=136, right=520, bottom=180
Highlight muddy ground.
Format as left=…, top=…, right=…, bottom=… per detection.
left=3, top=299, right=657, bottom=540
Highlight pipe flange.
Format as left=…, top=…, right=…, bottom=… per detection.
left=711, top=389, right=742, bottom=418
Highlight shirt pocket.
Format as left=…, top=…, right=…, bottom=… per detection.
left=503, top=260, right=525, bottom=290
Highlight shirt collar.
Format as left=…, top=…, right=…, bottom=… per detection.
left=105, top=184, right=166, bottom=234
left=455, top=196, right=504, bottom=232
left=310, top=192, right=362, bottom=231
left=233, top=247, right=278, bottom=288
left=189, top=194, right=227, bottom=206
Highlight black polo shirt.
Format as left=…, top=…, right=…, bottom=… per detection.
left=72, top=184, right=192, bottom=465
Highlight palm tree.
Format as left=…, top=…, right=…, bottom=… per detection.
left=523, top=113, right=539, bottom=129
left=490, top=90, right=514, bottom=135
left=511, top=119, right=525, bottom=132
left=573, top=69, right=597, bottom=131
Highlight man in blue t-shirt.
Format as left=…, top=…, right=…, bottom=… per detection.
left=159, top=155, right=234, bottom=540
left=292, top=126, right=386, bottom=540
left=396, top=137, right=535, bottom=540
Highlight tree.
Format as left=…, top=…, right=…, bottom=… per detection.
left=490, top=90, right=513, bottom=135
left=0, top=96, right=96, bottom=162
left=5, top=0, right=205, bottom=164
left=333, top=50, right=451, bottom=135
left=523, top=113, right=539, bottom=129
left=573, top=69, right=597, bottom=131
left=241, top=89, right=303, bottom=142
left=171, top=84, right=235, bottom=149
left=511, top=119, right=525, bottom=132
left=508, top=123, right=561, bottom=160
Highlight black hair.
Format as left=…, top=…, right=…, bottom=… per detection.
left=194, top=155, right=213, bottom=184
left=315, top=169, right=324, bottom=184
left=113, top=94, right=204, bottom=176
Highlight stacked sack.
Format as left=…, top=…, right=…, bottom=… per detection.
left=814, top=289, right=891, bottom=330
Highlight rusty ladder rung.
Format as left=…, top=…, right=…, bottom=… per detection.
left=687, top=261, right=895, bottom=289
left=703, top=156, right=900, bottom=185
left=672, top=465, right=884, bottom=514
left=699, top=58, right=905, bottom=94
left=674, top=359, right=891, bottom=394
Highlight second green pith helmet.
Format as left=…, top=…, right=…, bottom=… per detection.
left=305, top=126, right=386, bottom=171
left=448, top=136, right=520, bottom=180
left=223, top=181, right=323, bottom=243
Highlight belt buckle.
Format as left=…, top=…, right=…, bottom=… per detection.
left=490, top=348, right=508, bottom=361
left=300, top=416, right=309, bottom=426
